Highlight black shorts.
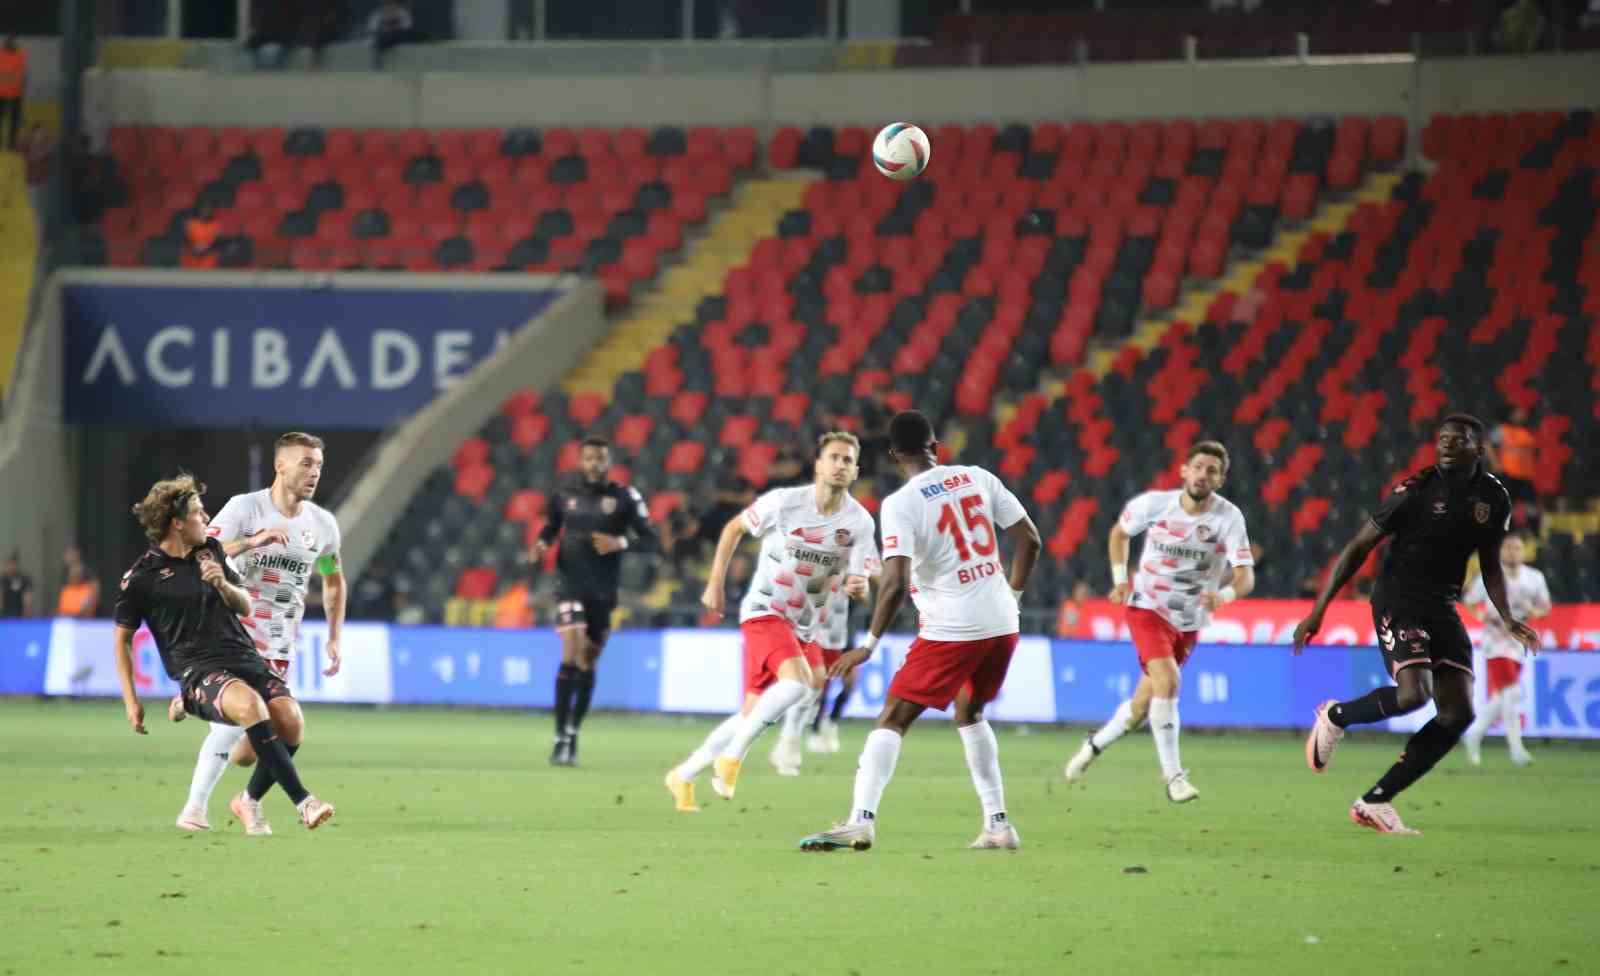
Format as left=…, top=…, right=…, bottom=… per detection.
left=556, top=596, right=615, bottom=645
left=1372, top=602, right=1473, bottom=679
left=180, top=657, right=293, bottom=724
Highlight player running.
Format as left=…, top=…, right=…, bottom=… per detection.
left=771, top=557, right=880, bottom=773
left=1063, top=442, right=1254, bottom=802
left=172, top=432, right=343, bottom=835
left=798, top=410, right=1041, bottom=852
left=115, top=473, right=334, bottom=831
left=1461, top=533, right=1551, bottom=766
left=532, top=436, right=659, bottom=767
left=806, top=563, right=879, bottom=756
left=1295, top=414, right=1540, bottom=835
left=664, top=432, right=875, bottom=811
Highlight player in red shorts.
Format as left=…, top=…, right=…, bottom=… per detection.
left=1460, top=533, right=1550, bottom=766
left=1063, top=442, right=1255, bottom=802
left=770, top=560, right=877, bottom=775
left=798, top=410, right=1041, bottom=852
left=664, top=433, right=875, bottom=811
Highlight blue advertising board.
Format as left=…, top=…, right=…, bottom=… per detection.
left=62, top=282, right=562, bottom=427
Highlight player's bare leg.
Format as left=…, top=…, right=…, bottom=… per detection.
left=800, top=696, right=924, bottom=851
left=954, top=691, right=1019, bottom=850
left=772, top=661, right=825, bottom=776
left=1066, top=674, right=1153, bottom=782
left=551, top=626, right=590, bottom=766
left=714, top=657, right=811, bottom=796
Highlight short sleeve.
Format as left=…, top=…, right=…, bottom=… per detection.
left=742, top=488, right=787, bottom=538
left=1225, top=508, right=1255, bottom=567
left=211, top=540, right=243, bottom=585
left=112, top=570, right=144, bottom=630
left=879, top=494, right=915, bottom=562
left=848, top=512, right=881, bottom=576
left=321, top=513, right=342, bottom=559
left=983, top=469, right=1027, bottom=531
left=1119, top=492, right=1156, bottom=535
left=206, top=493, right=249, bottom=543
left=1370, top=480, right=1420, bottom=535
left=1531, top=570, right=1551, bottom=608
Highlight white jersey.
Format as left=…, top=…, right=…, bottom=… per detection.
left=207, top=489, right=342, bottom=661
left=1464, top=565, right=1551, bottom=660
left=738, top=485, right=878, bottom=643
left=879, top=465, right=1026, bottom=642
left=816, top=547, right=882, bottom=651
left=1119, top=489, right=1253, bottom=634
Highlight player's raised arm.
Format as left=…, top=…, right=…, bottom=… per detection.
left=1476, top=533, right=1541, bottom=656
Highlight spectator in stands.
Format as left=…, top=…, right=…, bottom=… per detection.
left=0, top=35, right=25, bottom=151
left=695, top=477, right=754, bottom=551
left=765, top=444, right=807, bottom=487
left=661, top=507, right=703, bottom=577
left=1493, top=0, right=1547, bottom=51
left=494, top=574, right=535, bottom=629
left=1, top=552, right=33, bottom=618
left=182, top=204, right=221, bottom=270
left=1489, top=405, right=1539, bottom=505
left=368, top=0, right=417, bottom=69
left=1057, top=580, right=1096, bottom=638
left=18, top=122, right=52, bottom=185
left=392, top=585, right=426, bottom=626
left=56, top=561, right=100, bottom=618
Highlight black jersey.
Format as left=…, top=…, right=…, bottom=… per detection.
left=112, top=537, right=258, bottom=680
left=1369, top=461, right=1511, bottom=610
left=538, top=478, right=659, bottom=601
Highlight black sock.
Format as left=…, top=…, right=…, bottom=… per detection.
left=554, top=664, right=577, bottom=736
left=1362, top=717, right=1467, bottom=804
left=243, top=722, right=308, bottom=806
left=830, top=686, right=849, bottom=722
left=1330, top=686, right=1403, bottom=728
left=571, top=668, right=596, bottom=731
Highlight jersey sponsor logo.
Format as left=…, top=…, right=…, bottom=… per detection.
left=1151, top=540, right=1211, bottom=562
left=601, top=497, right=617, bottom=514
left=1474, top=502, right=1490, bottom=524
left=917, top=471, right=974, bottom=499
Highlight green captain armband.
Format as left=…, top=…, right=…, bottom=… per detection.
left=315, top=553, right=340, bottom=576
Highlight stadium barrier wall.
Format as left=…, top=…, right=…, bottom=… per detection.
left=83, top=52, right=1600, bottom=132
left=5, top=619, right=1597, bottom=739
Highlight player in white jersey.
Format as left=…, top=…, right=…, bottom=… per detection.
left=806, top=564, right=880, bottom=756
left=799, top=410, right=1041, bottom=852
left=1461, top=533, right=1551, bottom=766
left=664, top=432, right=876, bottom=811
left=171, top=432, right=345, bottom=834
left=1063, top=442, right=1254, bottom=802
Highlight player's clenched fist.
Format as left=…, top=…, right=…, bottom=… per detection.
left=198, top=558, right=227, bottom=588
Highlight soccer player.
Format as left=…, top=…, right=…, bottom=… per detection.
left=798, top=410, right=1041, bottom=852
left=664, top=432, right=875, bottom=811
left=805, top=565, right=879, bottom=756
left=772, top=558, right=879, bottom=772
left=532, top=436, right=659, bottom=766
left=1062, top=442, right=1254, bottom=802
left=172, top=432, right=344, bottom=834
left=1295, top=414, right=1540, bottom=834
left=114, top=473, right=334, bottom=831
left=1461, top=533, right=1551, bottom=766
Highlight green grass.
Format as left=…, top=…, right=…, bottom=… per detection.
left=1, top=700, right=1595, bottom=975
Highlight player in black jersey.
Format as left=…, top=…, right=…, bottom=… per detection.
left=1293, top=415, right=1540, bottom=834
left=112, top=473, right=334, bottom=832
left=532, top=436, right=659, bottom=766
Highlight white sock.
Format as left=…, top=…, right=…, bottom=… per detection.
left=186, top=723, right=246, bottom=810
left=1463, top=692, right=1497, bottom=751
left=958, top=720, right=1007, bottom=826
left=1090, top=700, right=1136, bottom=752
left=848, top=728, right=902, bottom=824
left=675, top=713, right=743, bottom=781
left=1502, top=685, right=1527, bottom=754
left=1149, top=697, right=1182, bottom=780
left=780, top=685, right=821, bottom=745
left=720, top=679, right=808, bottom=761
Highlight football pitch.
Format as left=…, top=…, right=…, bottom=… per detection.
left=2, top=700, right=1593, bottom=975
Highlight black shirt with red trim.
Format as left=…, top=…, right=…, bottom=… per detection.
left=112, top=537, right=257, bottom=680
left=1369, top=461, right=1512, bottom=610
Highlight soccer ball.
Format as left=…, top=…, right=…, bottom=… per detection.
left=871, top=123, right=931, bottom=181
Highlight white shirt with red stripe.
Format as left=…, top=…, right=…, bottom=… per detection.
left=1119, top=489, right=1253, bottom=634
left=816, top=548, right=882, bottom=651
left=737, top=485, right=877, bottom=643
left=878, top=465, right=1027, bottom=642
left=1463, top=564, right=1550, bottom=661
left=207, top=489, right=341, bottom=662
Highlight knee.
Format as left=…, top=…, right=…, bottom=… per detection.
left=269, top=703, right=305, bottom=745
left=1435, top=704, right=1474, bottom=733
left=954, top=704, right=984, bottom=726
left=1394, top=686, right=1430, bottom=714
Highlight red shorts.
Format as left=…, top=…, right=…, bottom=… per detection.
left=741, top=617, right=813, bottom=695
left=887, top=633, right=1018, bottom=711
left=820, top=647, right=844, bottom=670
left=1485, top=657, right=1522, bottom=696
left=1127, top=607, right=1199, bottom=673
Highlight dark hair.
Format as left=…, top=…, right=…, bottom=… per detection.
left=580, top=436, right=610, bottom=451
left=275, top=431, right=325, bottom=453
left=1440, top=413, right=1486, bottom=442
left=888, top=410, right=936, bottom=455
left=1187, top=440, right=1230, bottom=475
